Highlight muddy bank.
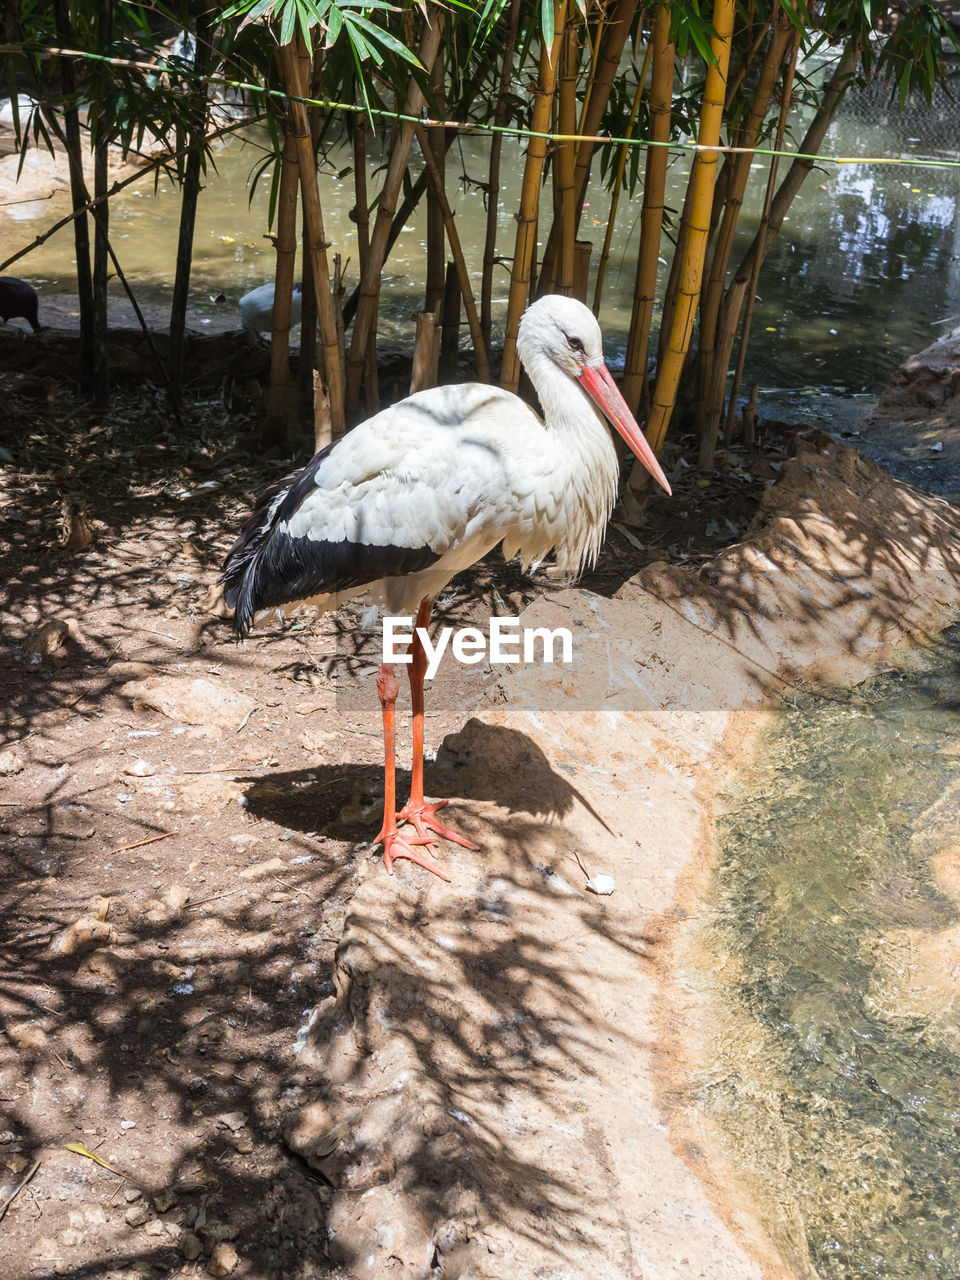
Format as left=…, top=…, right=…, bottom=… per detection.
left=285, top=435, right=960, bottom=1279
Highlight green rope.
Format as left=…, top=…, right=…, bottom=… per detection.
left=10, top=43, right=960, bottom=173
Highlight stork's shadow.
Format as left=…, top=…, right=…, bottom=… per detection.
left=239, top=719, right=602, bottom=837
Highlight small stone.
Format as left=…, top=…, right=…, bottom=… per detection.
left=585, top=873, right=616, bottom=896
left=68, top=1210, right=85, bottom=1230
left=180, top=1231, right=203, bottom=1261
left=217, top=1112, right=245, bottom=1133
left=124, top=1203, right=149, bottom=1228
left=152, top=1187, right=177, bottom=1212
left=207, top=1242, right=238, bottom=1276
left=50, top=916, right=117, bottom=956
left=58, top=1227, right=84, bottom=1246
left=0, top=750, right=24, bottom=776
left=238, top=856, right=286, bottom=880
left=123, top=759, right=155, bottom=777
left=123, top=1186, right=142, bottom=1203
left=84, top=1205, right=106, bottom=1226
left=164, top=1221, right=182, bottom=1241
left=120, top=1119, right=137, bottom=1130
left=143, top=1219, right=165, bottom=1237
left=165, top=885, right=190, bottom=912
left=5, top=1154, right=30, bottom=1173
left=8, top=1022, right=47, bottom=1051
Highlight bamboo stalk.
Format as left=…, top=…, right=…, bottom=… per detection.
left=481, top=0, right=522, bottom=351
left=556, top=14, right=579, bottom=296
left=278, top=37, right=345, bottom=437
left=501, top=0, right=568, bottom=395
left=593, top=40, right=649, bottom=316
left=350, top=116, right=379, bottom=415
left=695, top=10, right=787, bottom=457
left=299, top=37, right=324, bottom=444
left=643, top=0, right=735, bottom=458
left=414, top=123, right=490, bottom=382
left=731, top=36, right=861, bottom=296
left=410, top=306, right=441, bottom=393
left=539, top=0, right=639, bottom=291
left=264, top=123, right=300, bottom=443
left=725, top=29, right=800, bottom=443
left=345, top=9, right=444, bottom=417
left=426, top=52, right=446, bottom=312
left=622, top=2, right=674, bottom=413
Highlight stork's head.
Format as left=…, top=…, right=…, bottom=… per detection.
left=518, top=295, right=672, bottom=496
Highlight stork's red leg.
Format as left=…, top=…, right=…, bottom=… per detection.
left=372, top=662, right=450, bottom=881
left=397, top=598, right=479, bottom=851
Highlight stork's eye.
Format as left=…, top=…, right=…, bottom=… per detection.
left=565, top=334, right=585, bottom=354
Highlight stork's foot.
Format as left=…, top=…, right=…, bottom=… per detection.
left=375, top=825, right=451, bottom=882
left=398, top=799, right=479, bottom=850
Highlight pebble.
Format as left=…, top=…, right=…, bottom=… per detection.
left=124, top=1203, right=149, bottom=1228
left=123, top=1186, right=142, bottom=1203
left=207, top=1243, right=239, bottom=1276
left=180, top=1231, right=203, bottom=1260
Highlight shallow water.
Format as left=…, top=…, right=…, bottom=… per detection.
left=690, top=624, right=960, bottom=1279
left=3, top=65, right=960, bottom=394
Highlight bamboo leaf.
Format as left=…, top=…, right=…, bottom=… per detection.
left=541, top=0, right=555, bottom=54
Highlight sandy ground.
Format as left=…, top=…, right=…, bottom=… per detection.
left=2, top=359, right=960, bottom=1280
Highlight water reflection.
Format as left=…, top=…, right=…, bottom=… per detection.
left=1, top=70, right=959, bottom=393
left=687, top=624, right=960, bottom=1279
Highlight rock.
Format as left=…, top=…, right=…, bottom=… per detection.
left=143, top=1219, right=165, bottom=1237
left=879, top=325, right=960, bottom=414
left=8, top=1021, right=47, bottom=1050
left=0, top=749, right=24, bottom=775
left=122, top=759, right=155, bottom=777
left=238, top=857, right=286, bottom=880
left=24, top=617, right=85, bottom=666
left=207, top=1243, right=239, bottom=1276
left=120, top=676, right=257, bottom=734
left=58, top=1227, right=84, bottom=1247
left=180, top=1231, right=203, bottom=1260
left=106, top=661, right=157, bottom=680
left=50, top=916, right=117, bottom=956
left=123, top=1186, right=142, bottom=1203
left=164, top=885, right=190, bottom=913
left=124, top=1203, right=149, bottom=1228
left=152, top=1187, right=178, bottom=1212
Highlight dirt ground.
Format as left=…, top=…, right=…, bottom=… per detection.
left=1, top=345, right=959, bottom=1280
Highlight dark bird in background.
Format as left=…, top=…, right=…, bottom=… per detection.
left=0, top=277, right=42, bottom=333
left=221, top=295, right=671, bottom=880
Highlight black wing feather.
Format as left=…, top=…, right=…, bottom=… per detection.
left=221, top=443, right=439, bottom=637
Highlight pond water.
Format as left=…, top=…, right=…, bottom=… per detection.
left=685, top=623, right=960, bottom=1280
left=2, top=61, right=960, bottom=395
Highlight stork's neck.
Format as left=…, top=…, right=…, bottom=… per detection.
left=524, top=348, right=614, bottom=454
left=521, top=346, right=621, bottom=578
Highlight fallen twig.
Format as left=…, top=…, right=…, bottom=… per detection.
left=109, top=830, right=177, bottom=856
left=0, top=1159, right=41, bottom=1223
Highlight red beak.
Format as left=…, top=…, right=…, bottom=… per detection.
left=578, top=362, right=672, bottom=496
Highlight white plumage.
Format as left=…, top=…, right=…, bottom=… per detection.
left=222, top=295, right=671, bottom=880
left=238, top=281, right=302, bottom=332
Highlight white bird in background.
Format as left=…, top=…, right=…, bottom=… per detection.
left=222, top=295, right=671, bottom=880
left=238, top=281, right=302, bottom=332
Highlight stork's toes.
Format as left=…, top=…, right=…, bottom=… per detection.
left=378, top=828, right=451, bottom=882
left=398, top=799, right=479, bottom=851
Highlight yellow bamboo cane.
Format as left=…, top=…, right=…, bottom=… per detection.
left=622, top=1, right=674, bottom=413
left=278, top=38, right=345, bottom=437
left=557, top=14, right=579, bottom=295
left=695, top=10, right=787, bottom=451
left=644, top=0, right=734, bottom=458
left=501, top=0, right=568, bottom=394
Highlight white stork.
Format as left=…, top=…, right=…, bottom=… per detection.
left=222, top=295, right=671, bottom=880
